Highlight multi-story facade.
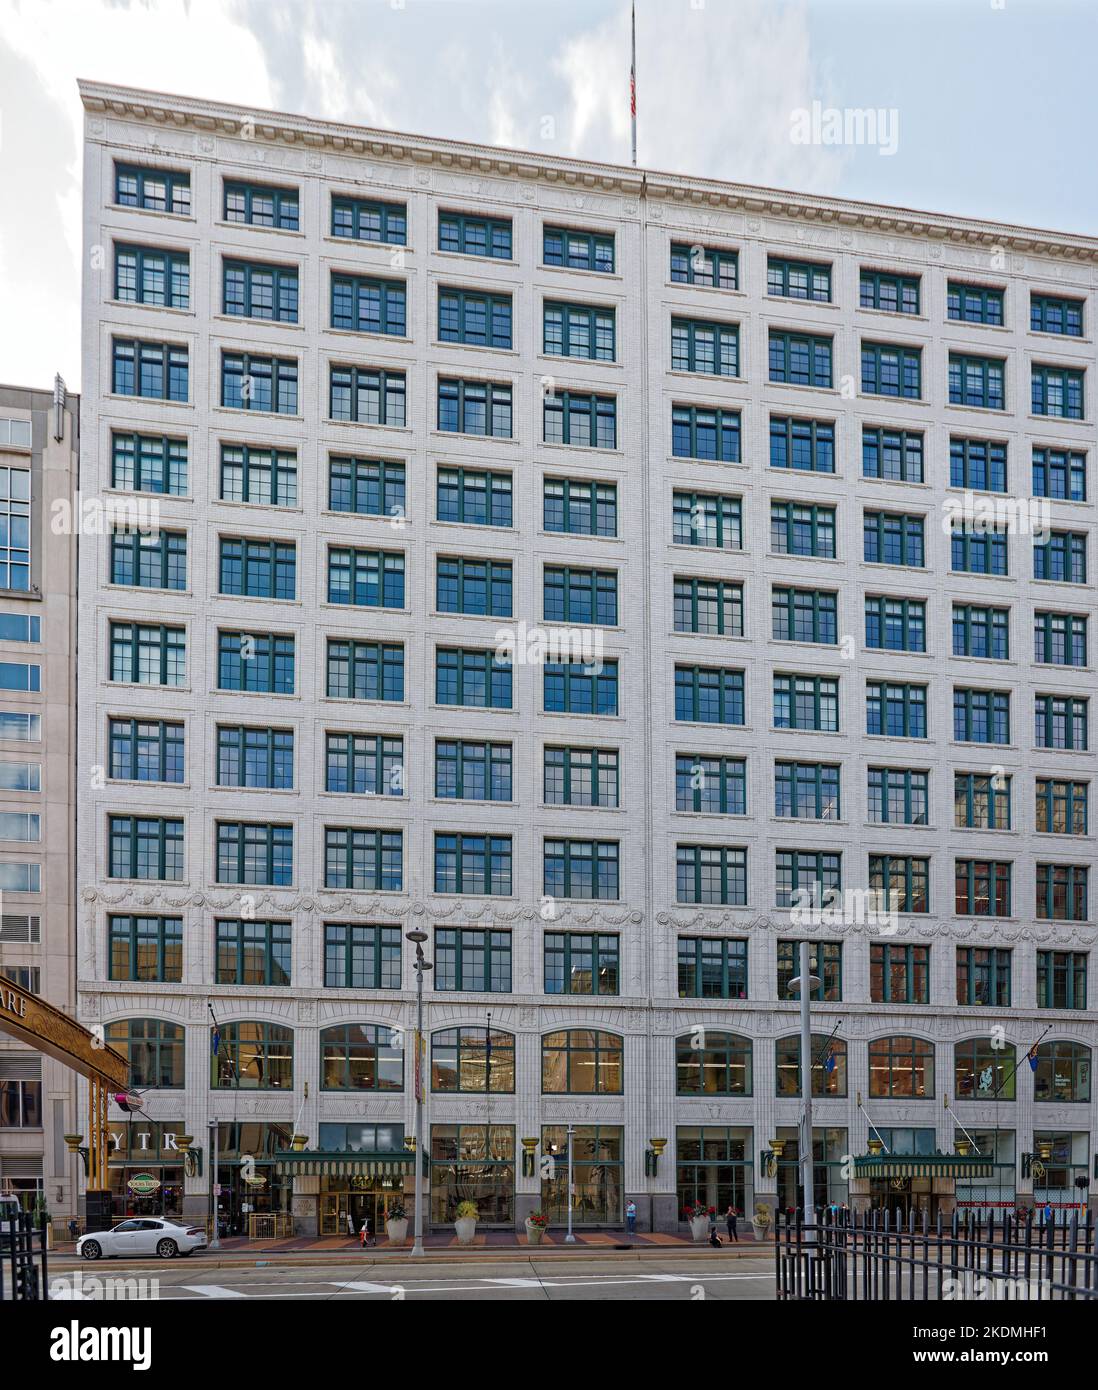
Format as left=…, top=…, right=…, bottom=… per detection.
left=78, top=80, right=1096, bottom=1234
left=0, top=378, right=80, bottom=1220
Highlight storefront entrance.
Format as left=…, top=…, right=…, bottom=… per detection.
left=869, top=1177, right=938, bottom=1222
left=320, top=1179, right=404, bottom=1236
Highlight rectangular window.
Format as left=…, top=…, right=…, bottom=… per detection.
left=224, top=259, right=298, bottom=322
left=675, top=754, right=746, bottom=815
left=863, top=511, right=925, bottom=566
left=545, top=933, right=619, bottom=995
left=952, top=605, right=1009, bottom=660
left=544, top=301, right=614, bottom=360
left=672, top=491, right=741, bottom=549
left=332, top=195, right=406, bottom=244
left=217, top=822, right=293, bottom=886
left=867, top=767, right=928, bottom=825
left=0, top=811, right=39, bottom=841
left=771, top=501, right=835, bottom=558
left=774, top=761, right=840, bottom=820
left=1035, top=695, right=1087, bottom=751
left=218, top=631, right=294, bottom=695
left=324, top=923, right=402, bottom=989
left=947, top=282, right=1004, bottom=325
left=221, top=444, right=297, bottom=507
left=112, top=339, right=188, bottom=402
left=1034, top=611, right=1087, bottom=666
left=767, top=257, right=831, bottom=301
left=438, top=467, right=512, bottom=527
left=1033, top=447, right=1086, bottom=501
left=436, top=740, right=512, bottom=802
left=676, top=666, right=744, bottom=725
left=949, top=353, right=1005, bottom=410
left=867, top=681, right=927, bottom=739
left=330, top=366, right=405, bottom=425
left=860, top=269, right=920, bottom=314
left=543, top=391, right=615, bottom=448
left=1034, top=532, right=1087, bottom=584
left=1036, top=778, right=1088, bottom=835
left=955, top=772, right=1011, bottom=829
left=676, top=844, right=746, bottom=905
left=1032, top=365, right=1084, bottom=419
left=0, top=863, right=39, bottom=892
left=674, top=577, right=741, bottom=636
left=108, top=914, right=183, bottom=983
left=953, top=687, right=1010, bottom=744
left=216, top=919, right=291, bottom=986
left=434, top=833, right=512, bottom=894
left=769, top=330, right=833, bottom=387
left=671, top=318, right=739, bottom=376
left=951, top=526, right=1008, bottom=575
left=777, top=940, right=841, bottom=1002
left=677, top=937, right=748, bottom=999
left=869, top=854, right=929, bottom=913
left=0, top=760, right=40, bottom=792
left=437, top=647, right=512, bottom=709
left=1036, top=951, right=1087, bottom=1010
left=435, top=929, right=512, bottom=992
left=772, top=587, right=836, bottom=644
left=956, top=947, right=1011, bottom=1006
left=871, top=943, right=929, bottom=1003
left=222, top=352, right=297, bottom=414
left=669, top=236, right=740, bottom=286
left=109, top=530, right=186, bottom=590
left=219, top=537, right=296, bottom=600
left=108, top=815, right=183, bottom=880
left=671, top=405, right=740, bottom=462
left=438, top=556, right=512, bottom=617
left=773, top=674, right=838, bottom=732
left=112, top=433, right=188, bottom=496
left=545, top=226, right=614, bottom=273
left=769, top=416, right=835, bottom=473
left=864, top=596, right=925, bottom=652
left=109, top=718, right=184, bottom=784
left=216, top=726, right=294, bottom=790
left=224, top=180, right=298, bottom=229
left=439, top=378, right=512, bottom=437
left=0, top=661, right=39, bottom=692
left=116, top=164, right=190, bottom=215
left=546, top=746, right=619, bottom=808
left=330, top=456, right=405, bottom=518
left=324, top=828, right=403, bottom=891
left=438, top=212, right=512, bottom=259
left=0, top=712, right=40, bottom=742
left=955, top=860, right=1011, bottom=916
left=544, top=478, right=616, bottom=536
left=544, top=659, right=618, bottom=715
left=109, top=623, right=184, bottom=687
left=950, top=437, right=1007, bottom=492
left=1036, top=863, right=1088, bottom=920
left=327, top=733, right=404, bottom=797
left=545, top=839, right=620, bottom=900
left=327, top=640, right=404, bottom=702
left=775, top=851, right=841, bottom=910
left=328, top=547, right=405, bottom=609
left=440, top=287, right=512, bottom=349
left=862, top=342, right=922, bottom=399
left=332, top=274, right=406, bottom=336
left=862, top=427, right=924, bottom=482
left=114, top=244, right=189, bottom=309
left=1031, top=294, right=1084, bottom=337
left=545, top=567, right=617, bottom=625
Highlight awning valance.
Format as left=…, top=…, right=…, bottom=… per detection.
left=273, top=1150, right=414, bottom=1179
left=854, top=1154, right=995, bottom=1180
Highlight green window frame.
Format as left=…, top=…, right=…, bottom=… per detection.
left=544, top=226, right=614, bottom=272
left=671, top=318, right=739, bottom=376
left=215, top=918, right=291, bottom=986
left=870, top=943, right=929, bottom=1004
left=331, top=274, right=407, bottom=335
left=770, top=501, right=836, bottom=558
left=768, top=330, right=833, bottom=387
left=436, top=647, right=512, bottom=709
left=109, top=529, right=187, bottom=590
left=671, top=405, right=741, bottom=461
left=543, top=390, right=616, bottom=448
left=954, top=771, right=1012, bottom=830
left=955, top=859, right=1011, bottom=916
left=438, top=211, right=512, bottom=259
left=952, top=604, right=1010, bottom=659
left=864, top=596, right=925, bottom=653
left=434, top=833, right=513, bottom=895
left=216, top=821, right=294, bottom=887
left=950, top=437, right=1008, bottom=492
left=434, top=928, right=512, bottom=992
left=116, top=164, right=190, bottom=215
left=1034, top=531, right=1087, bottom=584
left=439, top=286, right=512, bottom=349
left=1035, top=695, right=1088, bottom=750
left=544, top=933, right=619, bottom=996
left=675, top=755, right=746, bottom=815
left=676, top=844, right=747, bottom=905
left=869, top=854, right=929, bottom=913
left=952, top=687, right=1010, bottom=744
left=775, top=852, right=841, bottom=911
left=431, top=1027, right=516, bottom=1091
left=1036, top=863, right=1088, bottom=921
left=867, top=1036, right=935, bottom=1099
left=221, top=443, right=297, bottom=507
left=319, top=1024, right=400, bottom=1092
left=676, top=938, right=748, bottom=999
left=108, top=815, right=183, bottom=881
left=330, top=365, right=405, bottom=425
left=1033, top=1043, right=1091, bottom=1103
left=774, top=761, right=840, bottom=820
left=219, top=537, right=297, bottom=600
left=772, top=587, right=836, bottom=645
left=860, top=269, right=919, bottom=314
left=543, top=566, right=618, bottom=625
left=956, top=947, right=1012, bottom=1006
left=867, top=680, right=928, bottom=739
left=955, top=1038, right=1015, bottom=1100
left=767, top=257, right=831, bottom=301
left=324, top=827, right=403, bottom=891
left=947, top=281, right=1004, bottom=324
left=777, top=940, right=841, bottom=1002
left=544, top=746, right=619, bottom=808
left=769, top=416, right=835, bottom=473
left=775, top=1035, right=848, bottom=1098
left=543, top=477, right=617, bottom=536
left=951, top=526, right=1008, bottom=575
left=331, top=195, right=406, bottom=244
left=107, top=1019, right=185, bottom=1089
left=672, top=491, right=741, bottom=548
left=108, top=915, right=183, bottom=983
left=323, top=923, right=402, bottom=990
left=438, top=377, right=512, bottom=437
left=112, top=338, right=188, bottom=401
left=1033, top=446, right=1087, bottom=501
left=863, top=510, right=925, bottom=567
left=772, top=674, right=839, bottom=732
left=437, top=466, right=512, bottom=527
left=949, top=353, right=1005, bottom=410
left=223, top=259, right=298, bottom=322
left=675, top=577, right=743, bottom=636
left=111, top=431, right=188, bottom=495
left=862, top=341, right=922, bottom=399
left=1031, top=294, right=1083, bottom=337
left=1036, top=951, right=1087, bottom=1010
left=326, top=733, right=404, bottom=797
left=867, top=767, right=928, bottom=825
left=1034, top=611, right=1087, bottom=666
left=221, top=351, right=298, bottom=414
left=544, top=839, right=620, bottom=900
left=670, top=242, right=738, bottom=289
left=327, top=547, right=406, bottom=609
left=216, top=725, right=294, bottom=790
left=862, top=426, right=924, bottom=482
left=108, top=622, right=185, bottom=687
left=219, top=631, right=295, bottom=696
left=542, top=1031, right=623, bottom=1094
left=435, top=739, right=512, bottom=802
left=1036, top=778, right=1088, bottom=835
left=678, top=1031, right=753, bottom=1096
left=108, top=718, right=184, bottom=784
left=544, top=659, right=618, bottom=715
left=114, top=244, right=189, bottom=308
left=224, top=180, right=298, bottom=229
left=544, top=301, right=615, bottom=360
left=675, top=665, right=745, bottom=725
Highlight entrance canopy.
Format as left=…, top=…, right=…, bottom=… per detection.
left=273, top=1150, right=414, bottom=1180
left=0, top=983, right=127, bottom=1089
left=854, top=1154, right=995, bottom=1180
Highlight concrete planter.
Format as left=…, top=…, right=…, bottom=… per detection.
left=386, top=1217, right=408, bottom=1244
left=752, top=1220, right=770, bottom=1242
left=690, top=1215, right=710, bottom=1242
left=454, top=1217, right=477, bottom=1245
left=524, top=1220, right=545, bottom=1245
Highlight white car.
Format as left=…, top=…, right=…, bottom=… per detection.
left=77, top=1218, right=208, bottom=1260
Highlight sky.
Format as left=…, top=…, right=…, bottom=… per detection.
left=1, top=0, right=1095, bottom=390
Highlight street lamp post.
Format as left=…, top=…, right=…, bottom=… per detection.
left=788, top=941, right=820, bottom=1240
left=208, top=1117, right=220, bottom=1250
left=406, top=930, right=432, bottom=1258
left=564, top=1122, right=576, bottom=1244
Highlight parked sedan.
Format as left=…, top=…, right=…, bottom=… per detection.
left=77, top=1218, right=208, bottom=1260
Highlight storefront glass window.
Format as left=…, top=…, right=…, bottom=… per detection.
left=430, top=1124, right=514, bottom=1225
left=541, top=1125, right=623, bottom=1225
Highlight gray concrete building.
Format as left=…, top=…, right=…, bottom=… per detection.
left=77, top=80, right=1096, bottom=1234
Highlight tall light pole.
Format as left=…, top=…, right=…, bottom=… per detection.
left=564, top=1122, right=576, bottom=1243
left=208, top=1117, right=220, bottom=1249
left=406, top=930, right=432, bottom=1257
left=788, top=942, right=820, bottom=1238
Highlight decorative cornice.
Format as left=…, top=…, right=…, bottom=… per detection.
left=78, top=80, right=1098, bottom=264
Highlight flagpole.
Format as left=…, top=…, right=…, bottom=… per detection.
left=630, top=1, right=637, bottom=168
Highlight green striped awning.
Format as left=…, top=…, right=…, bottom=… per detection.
left=854, top=1154, right=995, bottom=1180
left=273, top=1150, right=415, bottom=1179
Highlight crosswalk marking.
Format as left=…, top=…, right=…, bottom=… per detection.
left=182, top=1284, right=247, bottom=1298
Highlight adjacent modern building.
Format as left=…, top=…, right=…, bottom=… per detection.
left=77, top=80, right=1097, bottom=1234
left=0, top=378, right=80, bottom=1220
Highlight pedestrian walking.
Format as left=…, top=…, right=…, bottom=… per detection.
left=725, top=1205, right=738, bottom=1242
left=626, top=1199, right=637, bottom=1236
